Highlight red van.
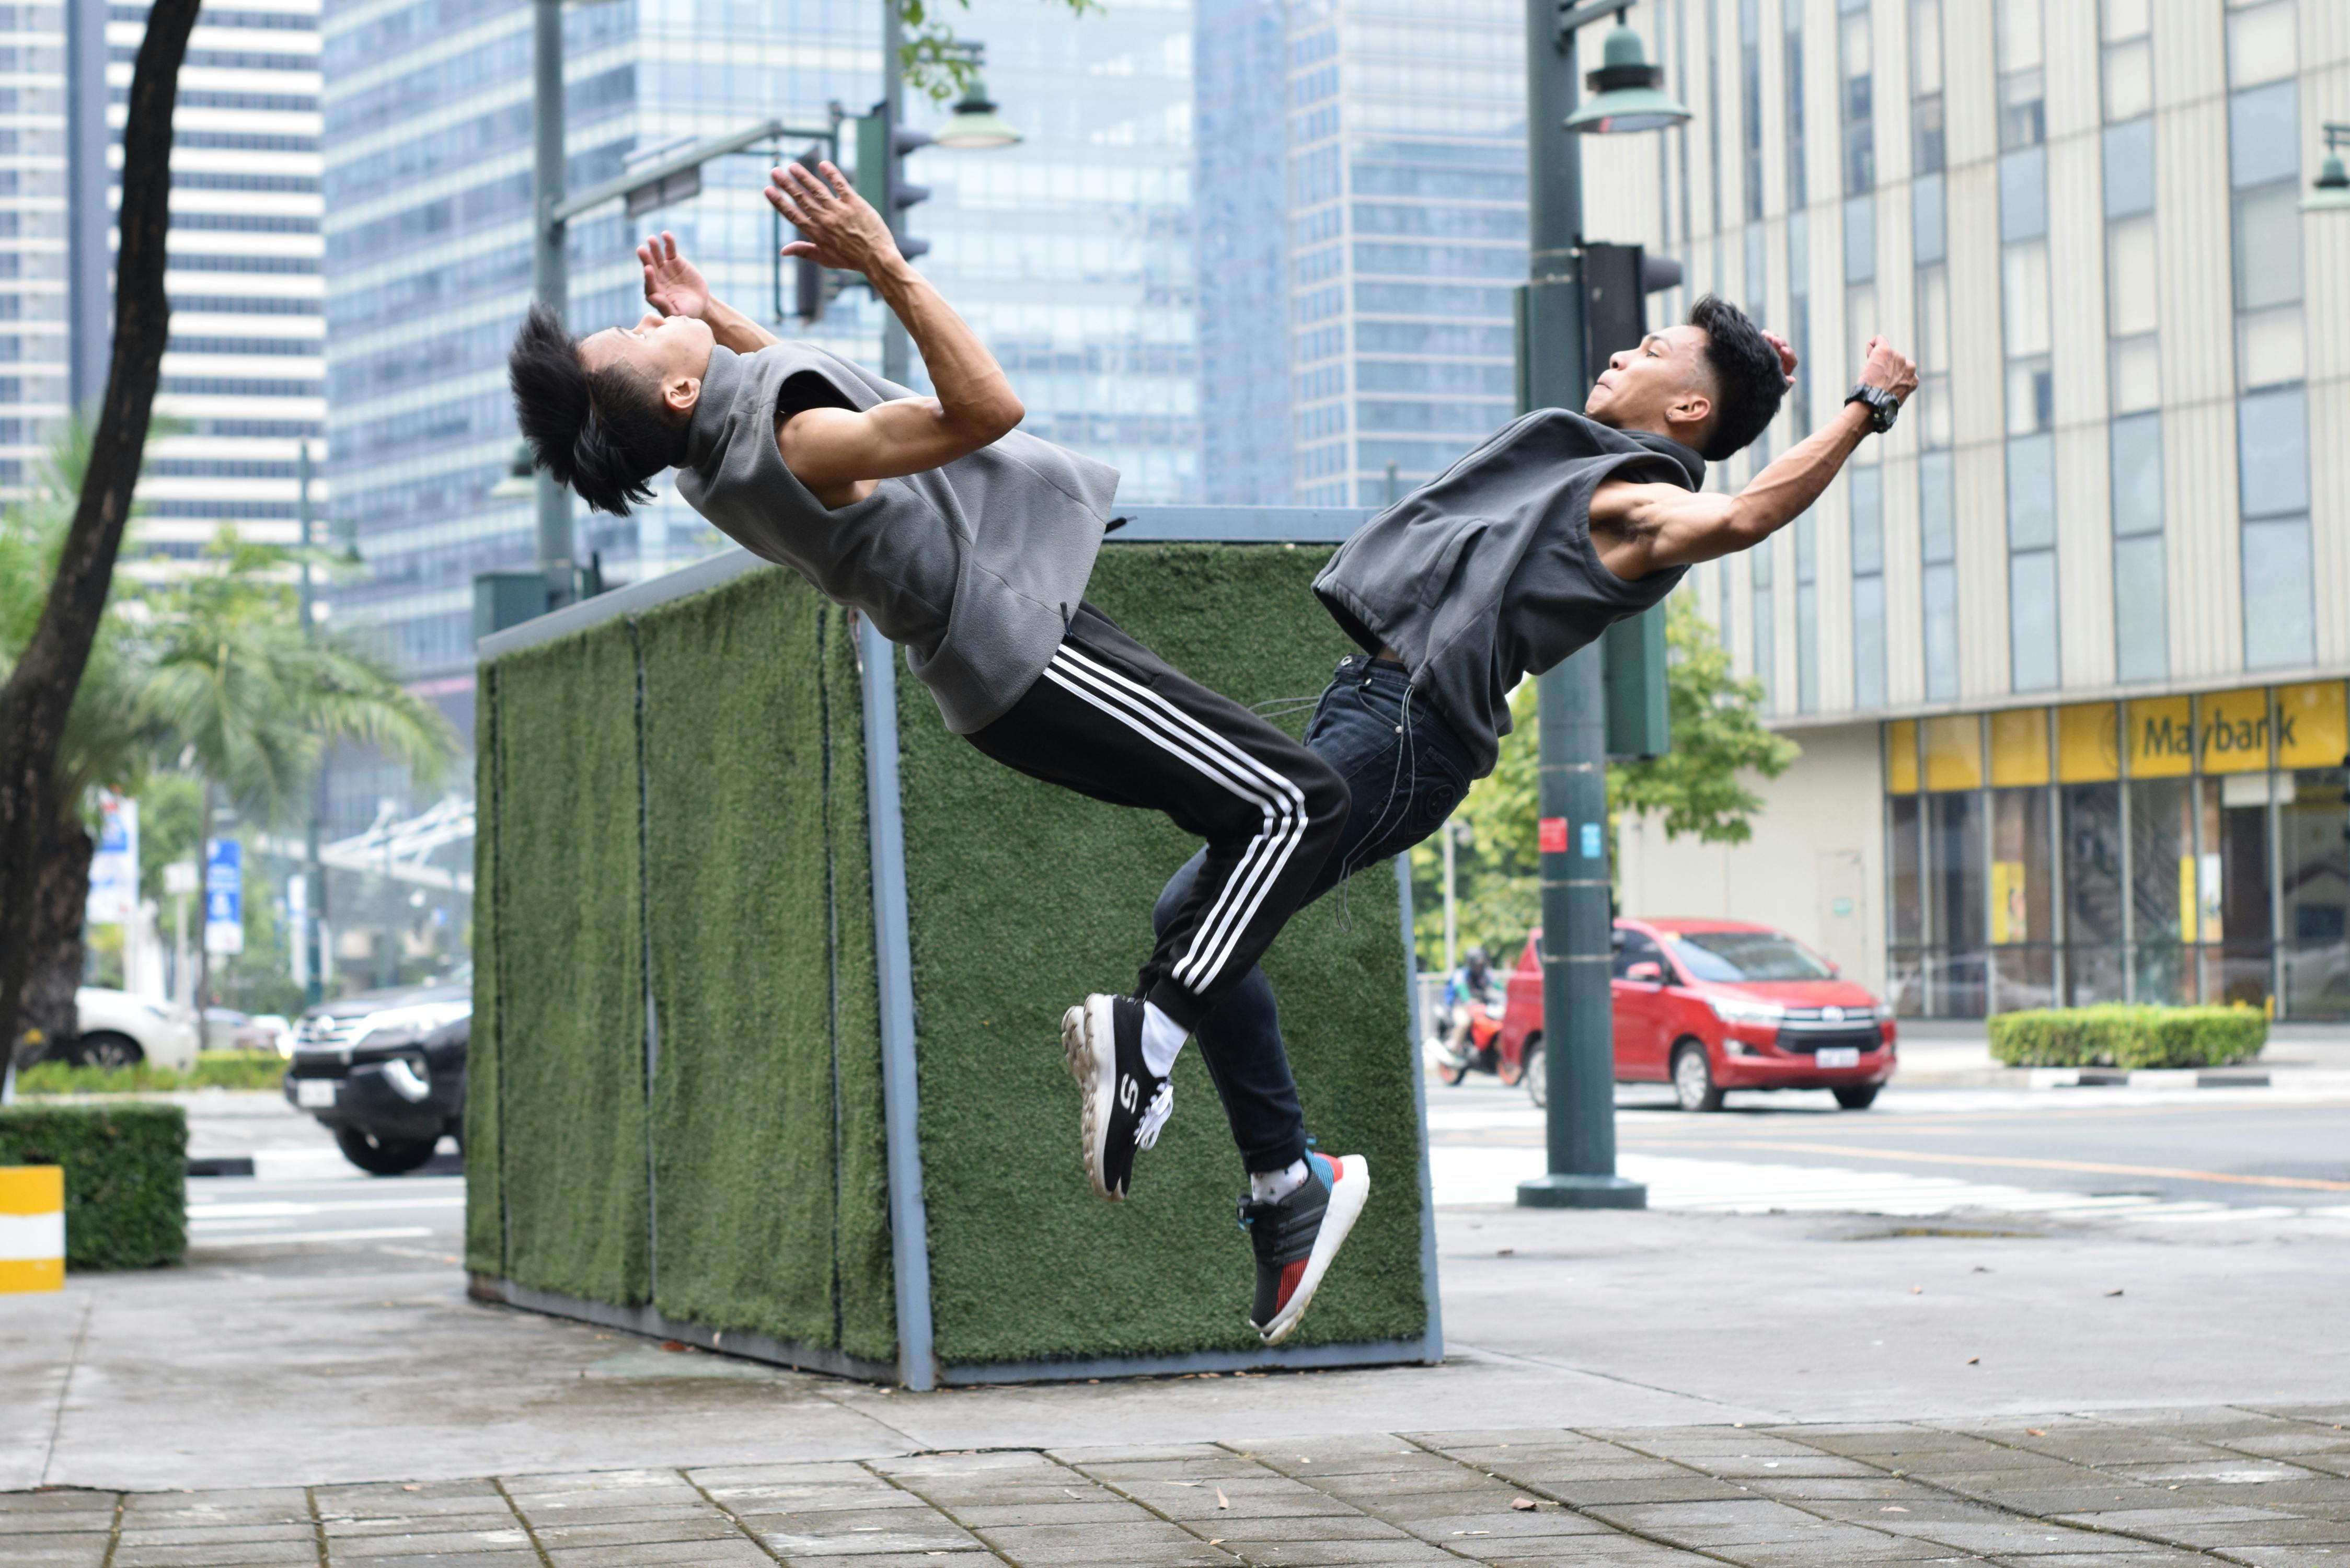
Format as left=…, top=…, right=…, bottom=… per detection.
left=1458, top=918, right=1895, bottom=1112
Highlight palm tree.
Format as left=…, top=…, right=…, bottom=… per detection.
left=139, top=528, right=458, bottom=1034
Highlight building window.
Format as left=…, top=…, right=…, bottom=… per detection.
left=1920, top=451, right=1957, bottom=702
left=2104, top=117, right=2159, bottom=413
left=1909, top=0, right=1943, bottom=177
left=2111, top=411, right=2167, bottom=683
left=2006, top=432, right=2058, bottom=691
left=1795, top=512, right=1818, bottom=713
left=1744, top=225, right=1767, bottom=327
left=1785, top=212, right=1809, bottom=434
left=1999, top=146, right=2051, bottom=435
left=1740, top=0, right=1765, bottom=223
left=1839, top=0, right=1873, bottom=194
left=2239, top=386, right=2314, bottom=670
left=1845, top=192, right=1877, bottom=376
left=1850, top=464, right=1885, bottom=709
left=1752, top=535, right=1777, bottom=710
left=2230, top=72, right=2302, bottom=389
left=1783, top=0, right=1806, bottom=210
left=1994, top=0, right=2045, bottom=152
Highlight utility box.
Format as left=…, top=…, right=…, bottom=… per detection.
left=473, top=571, right=548, bottom=644
left=467, top=515, right=1442, bottom=1388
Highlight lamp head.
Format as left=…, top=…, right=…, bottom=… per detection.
left=933, top=75, right=1023, bottom=149
left=1564, top=21, right=1691, bottom=134
left=2305, top=151, right=2350, bottom=213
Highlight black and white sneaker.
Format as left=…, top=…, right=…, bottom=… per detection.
left=1061, top=994, right=1173, bottom=1202
left=1240, top=1150, right=1369, bottom=1346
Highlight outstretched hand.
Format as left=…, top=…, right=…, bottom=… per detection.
left=767, top=160, right=898, bottom=276
left=1761, top=328, right=1798, bottom=387
left=637, top=231, right=709, bottom=320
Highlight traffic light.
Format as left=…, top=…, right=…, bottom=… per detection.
left=853, top=101, right=934, bottom=264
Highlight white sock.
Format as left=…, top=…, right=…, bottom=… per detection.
left=1139, top=1001, right=1188, bottom=1078
left=1250, top=1158, right=1310, bottom=1204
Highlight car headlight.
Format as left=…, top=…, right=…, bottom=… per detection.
left=1708, top=996, right=1786, bottom=1025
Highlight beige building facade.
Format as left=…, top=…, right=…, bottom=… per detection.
left=1589, top=0, right=2347, bottom=1016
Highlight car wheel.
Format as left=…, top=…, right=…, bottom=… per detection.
left=1671, top=1042, right=1724, bottom=1113
left=335, top=1126, right=439, bottom=1177
left=1833, top=1085, right=1880, bottom=1110
left=75, top=1031, right=144, bottom=1069
left=1522, top=1036, right=1545, bottom=1109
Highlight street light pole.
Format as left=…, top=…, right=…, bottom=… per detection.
left=531, top=0, right=575, bottom=609
left=1517, top=0, right=1674, bottom=1209
left=298, top=442, right=326, bottom=1006
left=879, top=0, right=913, bottom=385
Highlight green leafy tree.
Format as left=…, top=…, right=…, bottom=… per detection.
left=140, top=528, right=458, bottom=1024
left=1411, top=595, right=1798, bottom=971
left=897, top=0, right=1099, bottom=99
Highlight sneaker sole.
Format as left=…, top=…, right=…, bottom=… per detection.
left=1256, top=1154, right=1370, bottom=1346
left=1062, top=996, right=1122, bottom=1202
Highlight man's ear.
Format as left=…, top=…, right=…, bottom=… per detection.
left=664, top=374, right=700, bottom=419
left=1664, top=388, right=1712, bottom=438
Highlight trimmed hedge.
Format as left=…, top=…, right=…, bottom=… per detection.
left=0, top=1103, right=186, bottom=1269
left=17, top=1050, right=286, bottom=1096
left=1988, top=1005, right=2267, bottom=1069
left=901, top=545, right=1427, bottom=1364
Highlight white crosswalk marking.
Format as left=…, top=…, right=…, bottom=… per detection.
left=1431, top=1145, right=2350, bottom=1226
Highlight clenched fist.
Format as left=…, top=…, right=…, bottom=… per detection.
left=1856, top=336, right=1919, bottom=405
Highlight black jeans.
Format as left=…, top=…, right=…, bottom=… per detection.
left=1153, top=653, right=1478, bottom=1171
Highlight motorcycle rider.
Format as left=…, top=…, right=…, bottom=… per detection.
left=1435, top=946, right=1502, bottom=1069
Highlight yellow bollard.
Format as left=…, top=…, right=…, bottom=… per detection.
left=0, top=1166, right=65, bottom=1292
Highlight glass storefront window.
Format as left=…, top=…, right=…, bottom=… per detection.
left=1928, top=792, right=1985, bottom=1014
left=2063, top=782, right=2125, bottom=1006
left=1990, top=788, right=2055, bottom=1011
left=2129, top=777, right=2193, bottom=1004
left=2280, top=766, right=2350, bottom=1016
left=1888, top=792, right=1925, bottom=1013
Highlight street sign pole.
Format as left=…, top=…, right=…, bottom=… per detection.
left=1518, top=0, right=1644, bottom=1209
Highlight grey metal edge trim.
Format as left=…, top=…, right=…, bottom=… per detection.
left=469, top=1276, right=895, bottom=1383
left=1395, top=856, right=1445, bottom=1365
left=474, top=506, right=1377, bottom=663
left=859, top=613, right=937, bottom=1392
left=477, top=548, right=768, bottom=660
left=936, top=1336, right=1436, bottom=1386
left=1105, top=504, right=1374, bottom=543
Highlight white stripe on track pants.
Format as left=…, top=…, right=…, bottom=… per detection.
left=964, top=602, right=1349, bottom=1031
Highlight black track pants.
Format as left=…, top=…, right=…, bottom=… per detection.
left=965, top=602, right=1349, bottom=1034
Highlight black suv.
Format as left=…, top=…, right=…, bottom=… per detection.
left=285, top=971, right=470, bottom=1175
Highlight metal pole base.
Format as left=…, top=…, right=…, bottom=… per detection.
left=1516, top=1173, right=1648, bottom=1209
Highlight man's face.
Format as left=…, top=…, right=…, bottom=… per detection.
left=577, top=312, right=716, bottom=412
left=1584, top=323, right=1714, bottom=446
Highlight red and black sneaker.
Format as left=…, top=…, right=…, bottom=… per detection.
left=1061, top=994, right=1173, bottom=1202
left=1240, top=1150, right=1369, bottom=1345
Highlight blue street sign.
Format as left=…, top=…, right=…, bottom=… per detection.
left=1580, top=821, right=1602, bottom=859
left=204, top=838, right=244, bottom=955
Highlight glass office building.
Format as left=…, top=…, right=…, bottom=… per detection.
left=1194, top=0, right=1527, bottom=506
left=322, top=0, right=1198, bottom=760
left=1588, top=0, right=2347, bottom=1018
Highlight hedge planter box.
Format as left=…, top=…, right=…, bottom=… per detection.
left=0, top=1103, right=187, bottom=1271
left=468, top=510, right=1442, bottom=1388
left=1987, top=1005, right=2268, bottom=1070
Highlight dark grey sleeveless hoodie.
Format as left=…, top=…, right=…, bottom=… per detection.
left=1313, top=408, right=1703, bottom=777
left=674, top=342, right=1120, bottom=733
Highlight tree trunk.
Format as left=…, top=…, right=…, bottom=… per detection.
left=0, top=0, right=198, bottom=1071
left=20, top=818, right=96, bottom=1063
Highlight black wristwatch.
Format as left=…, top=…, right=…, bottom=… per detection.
left=1846, top=383, right=1899, bottom=434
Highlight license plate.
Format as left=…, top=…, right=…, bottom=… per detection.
left=296, top=1078, right=337, bottom=1108
left=1815, top=1047, right=1861, bottom=1069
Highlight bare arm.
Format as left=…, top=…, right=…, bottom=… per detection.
left=1591, top=335, right=1918, bottom=578
left=763, top=161, right=1022, bottom=505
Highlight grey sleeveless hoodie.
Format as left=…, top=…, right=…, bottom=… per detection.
left=674, top=342, right=1121, bottom=733
left=1313, top=408, right=1702, bottom=777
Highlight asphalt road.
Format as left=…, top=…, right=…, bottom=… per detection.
left=1426, top=1074, right=2350, bottom=1213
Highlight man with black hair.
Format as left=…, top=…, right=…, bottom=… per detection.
left=509, top=162, right=1373, bottom=1348
left=1156, top=298, right=1915, bottom=1300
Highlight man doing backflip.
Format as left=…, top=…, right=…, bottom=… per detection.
left=507, top=163, right=1367, bottom=1346
left=1148, top=299, right=1917, bottom=1330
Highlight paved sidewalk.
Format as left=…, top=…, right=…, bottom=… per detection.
left=10, top=1407, right=2348, bottom=1567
